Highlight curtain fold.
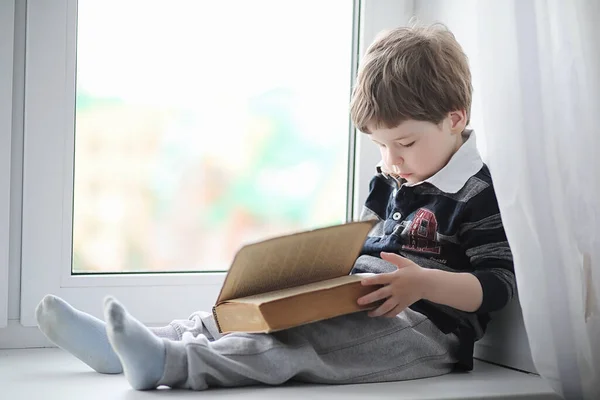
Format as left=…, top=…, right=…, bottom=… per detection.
left=475, top=1, right=600, bottom=398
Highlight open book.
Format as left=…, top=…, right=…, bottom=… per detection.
left=212, top=220, right=380, bottom=334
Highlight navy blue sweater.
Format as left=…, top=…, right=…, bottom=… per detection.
left=353, top=133, right=516, bottom=370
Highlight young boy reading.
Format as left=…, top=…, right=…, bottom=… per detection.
left=35, top=23, right=515, bottom=391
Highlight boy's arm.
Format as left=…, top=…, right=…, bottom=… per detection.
left=418, top=186, right=516, bottom=313
left=359, top=186, right=516, bottom=316
left=358, top=253, right=485, bottom=316
left=455, top=186, right=516, bottom=313
left=420, top=268, right=483, bottom=312
left=420, top=187, right=516, bottom=314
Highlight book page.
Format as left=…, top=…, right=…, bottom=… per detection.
left=228, top=273, right=374, bottom=304
left=216, top=220, right=376, bottom=303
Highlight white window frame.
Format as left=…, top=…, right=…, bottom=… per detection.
left=0, top=0, right=16, bottom=329
left=352, top=0, right=416, bottom=217
left=19, top=0, right=415, bottom=328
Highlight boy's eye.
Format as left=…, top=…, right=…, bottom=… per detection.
left=401, top=141, right=416, bottom=148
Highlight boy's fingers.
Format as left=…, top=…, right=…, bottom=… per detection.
left=361, top=273, right=392, bottom=286
left=383, top=304, right=406, bottom=318
left=380, top=252, right=412, bottom=268
left=368, top=297, right=396, bottom=317
left=357, top=286, right=389, bottom=305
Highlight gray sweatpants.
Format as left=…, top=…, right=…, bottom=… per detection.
left=150, top=308, right=459, bottom=390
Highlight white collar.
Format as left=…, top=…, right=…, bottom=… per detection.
left=378, top=130, right=484, bottom=194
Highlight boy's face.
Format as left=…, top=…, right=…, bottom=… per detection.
left=367, top=111, right=466, bottom=184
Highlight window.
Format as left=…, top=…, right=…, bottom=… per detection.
left=0, top=0, right=15, bottom=328
left=19, top=0, right=412, bottom=328
left=73, top=0, right=354, bottom=274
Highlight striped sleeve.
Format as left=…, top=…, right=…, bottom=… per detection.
left=458, top=186, right=516, bottom=314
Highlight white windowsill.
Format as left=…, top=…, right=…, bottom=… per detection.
left=1, top=348, right=559, bottom=399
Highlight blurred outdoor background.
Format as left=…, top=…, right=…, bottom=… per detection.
left=72, top=0, right=354, bottom=273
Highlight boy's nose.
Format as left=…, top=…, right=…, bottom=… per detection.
left=386, top=151, right=404, bottom=167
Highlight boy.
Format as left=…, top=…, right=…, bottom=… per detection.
left=35, top=24, right=515, bottom=390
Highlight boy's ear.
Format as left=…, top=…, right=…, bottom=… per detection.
left=449, top=110, right=467, bottom=134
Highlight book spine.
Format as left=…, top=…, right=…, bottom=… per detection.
left=212, top=305, right=224, bottom=334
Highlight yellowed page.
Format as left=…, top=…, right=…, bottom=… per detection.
left=216, top=220, right=376, bottom=303
left=227, top=273, right=374, bottom=304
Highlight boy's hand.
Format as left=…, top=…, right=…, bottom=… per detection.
left=357, top=252, right=426, bottom=318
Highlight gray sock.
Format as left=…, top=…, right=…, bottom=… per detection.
left=149, top=325, right=180, bottom=341
left=104, top=297, right=166, bottom=390
left=35, top=294, right=123, bottom=374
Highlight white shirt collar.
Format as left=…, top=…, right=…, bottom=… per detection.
left=377, top=130, right=484, bottom=194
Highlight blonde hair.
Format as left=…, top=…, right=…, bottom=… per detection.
left=350, top=23, right=472, bottom=133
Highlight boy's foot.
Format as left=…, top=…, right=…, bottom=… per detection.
left=104, top=297, right=166, bottom=390
left=35, top=294, right=123, bottom=374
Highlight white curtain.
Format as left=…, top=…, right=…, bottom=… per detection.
left=413, top=0, right=599, bottom=397
left=474, top=1, right=600, bottom=399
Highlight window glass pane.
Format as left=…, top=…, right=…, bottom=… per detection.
left=73, top=0, right=354, bottom=273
